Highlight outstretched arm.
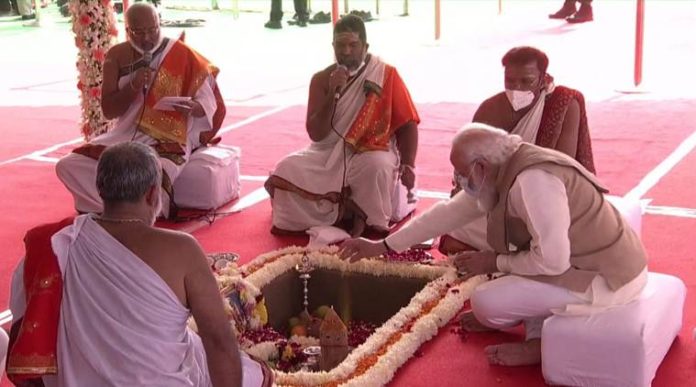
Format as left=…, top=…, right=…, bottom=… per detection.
left=183, top=237, right=242, bottom=387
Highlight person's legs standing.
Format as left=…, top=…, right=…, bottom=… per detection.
left=265, top=0, right=283, bottom=29
left=17, top=0, right=34, bottom=20
left=567, top=0, right=593, bottom=23
left=549, top=0, right=577, bottom=19
left=293, top=0, right=308, bottom=26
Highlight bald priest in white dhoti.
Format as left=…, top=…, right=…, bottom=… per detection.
left=7, top=142, right=272, bottom=386
left=341, top=123, right=648, bottom=367
left=57, top=3, right=226, bottom=219
left=265, top=15, right=420, bottom=237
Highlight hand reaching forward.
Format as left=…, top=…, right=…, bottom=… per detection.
left=339, top=238, right=387, bottom=263
left=451, top=251, right=499, bottom=279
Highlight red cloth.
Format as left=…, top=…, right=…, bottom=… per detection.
left=6, top=217, right=74, bottom=383
left=536, top=86, right=596, bottom=174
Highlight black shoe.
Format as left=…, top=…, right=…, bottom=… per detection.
left=308, top=11, right=331, bottom=24
left=264, top=20, right=282, bottom=29
left=21, top=13, right=36, bottom=20
left=549, top=0, right=577, bottom=19
left=566, top=4, right=593, bottom=23
left=297, top=19, right=307, bottom=27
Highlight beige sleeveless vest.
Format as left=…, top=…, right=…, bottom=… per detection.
left=487, top=143, right=647, bottom=292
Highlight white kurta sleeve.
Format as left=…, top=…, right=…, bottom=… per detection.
left=496, top=169, right=572, bottom=276
left=187, top=75, right=218, bottom=148
left=386, top=191, right=483, bottom=252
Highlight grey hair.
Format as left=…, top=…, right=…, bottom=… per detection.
left=125, top=2, right=159, bottom=25
left=452, top=122, right=522, bottom=165
left=97, top=142, right=161, bottom=203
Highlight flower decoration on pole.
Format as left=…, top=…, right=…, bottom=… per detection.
left=70, top=0, right=118, bottom=140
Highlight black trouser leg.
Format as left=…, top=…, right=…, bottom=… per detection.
left=270, top=0, right=283, bottom=22
left=294, top=0, right=308, bottom=21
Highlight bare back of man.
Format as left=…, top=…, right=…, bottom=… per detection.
left=95, top=219, right=243, bottom=386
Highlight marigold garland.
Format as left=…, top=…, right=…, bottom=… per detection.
left=69, top=0, right=118, bottom=139
left=236, top=246, right=484, bottom=387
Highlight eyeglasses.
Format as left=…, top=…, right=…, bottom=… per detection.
left=128, top=26, right=159, bottom=37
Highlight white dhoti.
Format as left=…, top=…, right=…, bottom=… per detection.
left=9, top=215, right=266, bottom=387
left=471, top=268, right=647, bottom=340
left=56, top=39, right=218, bottom=218
left=268, top=56, right=407, bottom=232
left=271, top=143, right=398, bottom=232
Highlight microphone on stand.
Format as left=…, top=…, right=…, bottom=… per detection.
left=334, top=64, right=348, bottom=101
left=141, top=51, right=153, bottom=95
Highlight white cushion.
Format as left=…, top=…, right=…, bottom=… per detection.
left=605, top=195, right=645, bottom=237
left=391, top=180, right=418, bottom=223
left=542, top=272, right=686, bottom=387
left=173, top=146, right=241, bottom=210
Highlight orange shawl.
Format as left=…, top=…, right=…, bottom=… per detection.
left=138, top=39, right=225, bottom=153
left=343, top=65, right=420, bottom=153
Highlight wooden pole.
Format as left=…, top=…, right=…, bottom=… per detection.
left=435, top=0, right=441, bottom=40
left=634, top=0, right=645, bottom=86
left=332, top=0, right=339, bottom=24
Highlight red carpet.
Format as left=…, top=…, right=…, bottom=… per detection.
left=0, top=100, right=694, bottom=386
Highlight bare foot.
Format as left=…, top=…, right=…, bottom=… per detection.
left=484, top=339, right=542, bottom=366
left=459, top=311, right=496, bottom=332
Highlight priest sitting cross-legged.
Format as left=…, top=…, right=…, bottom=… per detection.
left=6, top=142, right=272, bottom=386
left=264, top=14, right=420, bottom=238
left=340, top=124, right=647, bottom=367
left=56, top=2, right=226, bottom=219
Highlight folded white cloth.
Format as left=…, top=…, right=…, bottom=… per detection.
left=306, top=226, right=351, bottom=247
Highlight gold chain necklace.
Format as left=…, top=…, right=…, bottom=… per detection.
left=94, top=216, right=144, bottom=224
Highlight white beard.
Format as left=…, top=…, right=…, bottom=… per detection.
left=130, top=35, right=165, bottom=55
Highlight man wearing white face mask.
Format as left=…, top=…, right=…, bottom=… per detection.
left=56, top=3, right=226, bottom=219
left=265, top=15, right=420, bottom=237
left=439, top=46, right=596, bottom=255
left=340, top=123, right=647, bottom=368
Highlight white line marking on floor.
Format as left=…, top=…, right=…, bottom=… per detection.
left=624, top=130, right=696, bottom=201
left=0, top=105, right=292, bottom=168
left=644, top=205, right=696, bottom=219
left=0, top=137, right=82, bottom=167
left=218, top=105, right=292, bottom=135
left=0, top=309, right=12, bottom=325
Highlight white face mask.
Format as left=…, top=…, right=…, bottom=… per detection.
left=455, top=166, right=482, bottom=198
left=505, top=89, right=535, bottom=111
left=129, top=35, right=164, bottom=55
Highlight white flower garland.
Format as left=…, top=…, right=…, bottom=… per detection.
left=239, top=246, right=484, bottom=386
left=69, top=0, right=118, bottom=139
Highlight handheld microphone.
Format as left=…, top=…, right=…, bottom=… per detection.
left=334, top=64, right=348, bottom=101
left=142, top=51, right=153, bottom=94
